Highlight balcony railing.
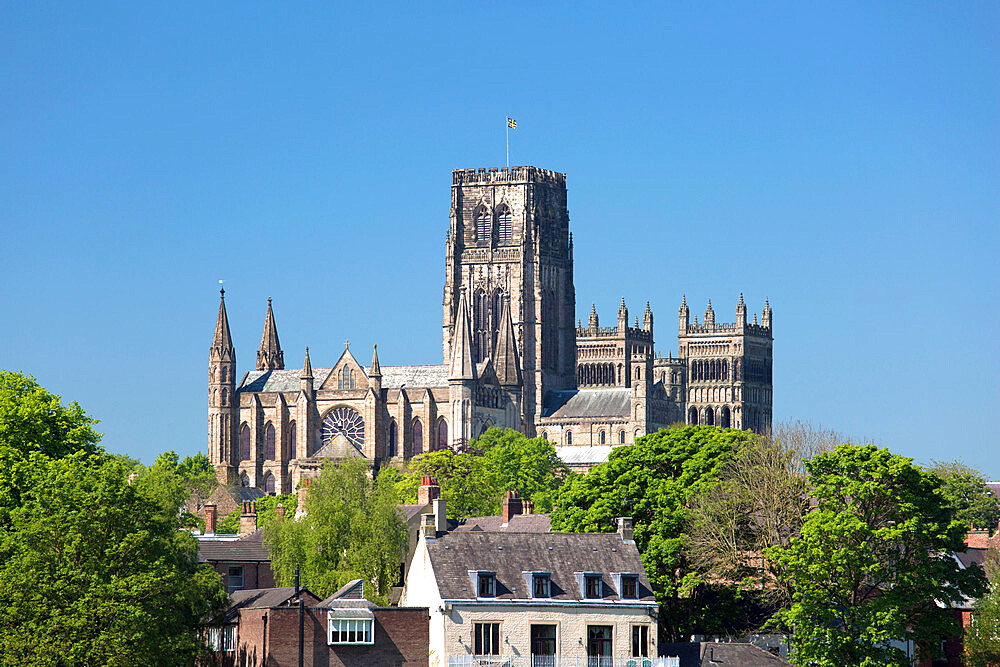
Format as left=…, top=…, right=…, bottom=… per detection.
left=447, top=657, right=679, bottom=667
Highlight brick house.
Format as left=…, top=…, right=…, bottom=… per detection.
left=401, top=515, right=657, bottom=666
left=205, top=580, right=429, bottom=667
left=198, top=502, right=276, bottom=593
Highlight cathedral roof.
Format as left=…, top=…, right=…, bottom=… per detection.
left=240, top=368, right=333, bottom=393
left=542, top=389, right=631, bottom=419
left=373, top=364, right=450, bottom=389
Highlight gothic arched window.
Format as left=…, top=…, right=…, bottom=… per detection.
left=265, top=423, right=276, bottom=460
left=240, top=424, right=251, bottom=460
left=264, top=472, right=275, bottom=495
left=321, top=407, right=365, bottom=452
left=288, top=422, right=296, bottom=455
left=388, top=420, right=397, bottom=458
left=705, top=406, right=715, bottom=426
left=496, top=205, right=512, bottom=244
left=619, top=429, right=626, bottom=444
left=221, top=388, right=228, bottom=406
left=412, top=419, right=423, bottom=455
left=475, top=206, right=490, bottom=245
left=689, top=407, right=698, bottom=425
left=565, top=431, right=572, bottom=445
left=491, top=288, right=505, bottom=352
left=240, top=472, right=250, bottom=488
left=599, top=430, right=606, bottom=445
left=437, top=419, right=448, bottom=451
left=473, top=288, right=489, bottom=359
left=720, top=405, right=731, bottom=429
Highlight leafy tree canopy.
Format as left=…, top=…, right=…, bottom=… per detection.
left=0, top=452, right=228, bottom=666
left=551, top=425, right=753, bottom=640
left=264, top=458, right=406, bottom=605
left=768, top=444, right=987, bottom=667
left=0, top=370, right=101, bottom=460
left=965, top=583, right=1000, bottom=666
left=387, top=428, right=567, bottom=518
left=927, top=459, right=1000, bottom=532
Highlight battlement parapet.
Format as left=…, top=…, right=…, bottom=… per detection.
left=576, top=325, right=653, bottom=341
left=683, top=322, right=772, bottom=337
left=453, top=166, right=566, bottom=187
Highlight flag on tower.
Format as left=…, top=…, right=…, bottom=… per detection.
left=507, top=117, right=517, bottom=129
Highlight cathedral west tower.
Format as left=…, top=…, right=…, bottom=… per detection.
left=443, top=167, right=576, bottom=434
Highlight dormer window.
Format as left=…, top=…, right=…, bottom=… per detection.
left=533, top=573, right=551, bottom=598
left=621, top=574, right=638, bottom=599
left=478, top=572, right=496, bottom=597
left=585, top=574, right=602, bottom=599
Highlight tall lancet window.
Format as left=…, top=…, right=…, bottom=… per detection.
left=240, top=424, right=251, bottom=460
left=491, top=288, right=505, bottom=354
left=475, top=206, right=489, bottom=245
left=473, top=288, right=489, bottom=359
left=288, top=422, right=296, bottom=455
left=265, top=423, right=276, bottom=460
left=496, top=205, right=512, bottom=244
left=412, top=419, right=423, bottom=455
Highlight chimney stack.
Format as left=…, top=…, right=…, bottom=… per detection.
left=523, top=500, right=534, bottom=515
left=617, top=516, right=634, bottom=543
left=502, top=490, right=523, bottom=526
left=240, top=501, right=258, bottom=536
left=433, top=498, right=447, bottom=533
left=418, top=476, right=441, bottom=506
left=421, top=512, right=437, bottom=541
left=204, top=503, right=218, bottom=535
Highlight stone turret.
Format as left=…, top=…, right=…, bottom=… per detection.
left=448, top=287, right=476, bottom=450
left=588, top=303, right=599, bottom=331
left=368, top=344, right=382, bottom=396
left=762, top=298, right=772, bottom=330
left=256, top=297, right=284, bottom=371
left=300, top=347, right=313, bottom=394
left=209, top=287, right=238, bottom=484
left=705, top=299, right=715, bottom=329
left=736, top=293, right=747, bottom=328
left=643, top=301, right=653, bottom=332
left=618, top=297, right=628, bottom=333
left=493, top=296, right=522, bottom=387
left=678, top=294, right=689, bottom=334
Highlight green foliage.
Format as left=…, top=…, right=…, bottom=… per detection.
left=131, top=450, right=219, bottom=528
left=0, top=452, right=228, bottom=666
left=965, top=584, right=1000, bottom=666
left=768, top=444, right=987, bottom=667
left=391, top=428, right=567, bottom=518
left=263, top=458, right=406, bottom=605
left=927, top=459, right=1000, bottom=531
left=551, top=425, right=753, bottom=640
left=0, top=370, right=102, bottom=460
left=217, top=508, right=240, bottom=535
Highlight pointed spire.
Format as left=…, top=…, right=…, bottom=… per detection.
left=369, top=344, right=382, bottom=377
left=493, top=296, right=522, bottom=386
left=634, top=315, right=639, bottom=328
left=618, top=296, right=627, bottom=319
left=212, top=287, right=234, bottom=352
left=762, top=298, right=772, bottom=329
left=301, top=347, right=313, bottom=379
left=738, top=293, right=745, bottom=309
left=257, top=297, right=284, bottom=371
left=753, top=313, right=758, bottom=325
left=736, top=292, right=747, bottom=327
left=449, top=287, right=477, bottom=381
left=588, top=303, right=599, bottom=330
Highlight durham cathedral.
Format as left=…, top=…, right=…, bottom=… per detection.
left=207, top=166, right=773, bottom=492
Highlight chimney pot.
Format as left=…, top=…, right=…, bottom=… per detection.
left=418, top=476, right=441, bottom=505
left=502, top=490, right=523, bottom=525
left=204, top=503, right=218, bottom=534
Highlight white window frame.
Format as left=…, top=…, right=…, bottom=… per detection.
left=227, top=565, right=244, bottom=593
left=327, top=617, right=374, bottom=645
left=222, top=625, right=236, bottom=652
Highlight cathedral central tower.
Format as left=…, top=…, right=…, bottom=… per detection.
left=443, top=166, right=576, bottom=433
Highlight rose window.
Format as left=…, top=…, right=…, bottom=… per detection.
left=321, top=407, right=365, bottom=451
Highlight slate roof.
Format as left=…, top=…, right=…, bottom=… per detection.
left=452, top=514, right=552, bottom=533
left=376, top=364, right=450, bottom=389
left=987, top=482, right=1000, bottom=500
left=199, top=530, right=270, bottom=563
left=661, top=642, right=788, bottom=666
left=224, top=587, right=320, bottom=623
left=424, top=531, right=655, bottom=603
left=556, top=445, right=613, bottom=466
left=240, top=368, right=333, bottom=393
left=542, top=389, right=631, bottom=419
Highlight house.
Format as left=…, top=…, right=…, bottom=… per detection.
left=205, top=580, right=429, bottom=667
left=198, top=501, right=276, bottom=593
left=401, top=514, right=657, bottom=666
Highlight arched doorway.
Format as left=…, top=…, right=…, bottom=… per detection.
left=705, top=406, right=715, bottom=426
left=689, top=407, right=698, bottom=425
left=720, top=406, right=731, bottom=429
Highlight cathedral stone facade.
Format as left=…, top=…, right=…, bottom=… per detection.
left=208, top=166, right=773, bottom=490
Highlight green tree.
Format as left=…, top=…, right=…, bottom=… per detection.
left=768, top=444, right=987, bottom=667
left=551, top=425, right=753, bottom=640
left=0, top=451, right=228, bottom=666
left=965, top=584, right=1000, bottom=666
left=927, top=459, right=1000, bottom=531
left=389, top=428, right=567, bottom=517
left=0, top=370, right=102, bottom=460
left=263, top=458, right=406, bottom=605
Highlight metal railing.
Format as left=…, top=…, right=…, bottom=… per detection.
left=447, top=657, right=679, bottom=667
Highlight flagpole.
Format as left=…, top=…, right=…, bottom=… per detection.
left=506, top=118, right=509, bottom=169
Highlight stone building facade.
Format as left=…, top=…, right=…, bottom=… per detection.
left=208, top=165, right=773, bottom=490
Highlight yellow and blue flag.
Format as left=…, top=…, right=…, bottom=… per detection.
left=507, top=117, right=517, bottom=129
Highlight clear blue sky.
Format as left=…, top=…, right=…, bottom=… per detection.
left=2, top=3, right=997, bottom=472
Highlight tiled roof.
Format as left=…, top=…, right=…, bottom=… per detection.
left=240, top=368, right=333, bottom=393
left=199, top=530, right=270, bottom=563
left=376, top=364, right=450, bottom=389
left=987, top=482, right=1000, bottom=500
left=556, top=445, right=613, bottom=466
left=224, top=587, right=320, bottom=623
left=661, top=642, right=788, bottom=666
left=425, top=531, right=655, bottom=603
left=398, top=504, right=431, bottom=522
left=453, top=514, right=552, bottom=533
left=542, top=389, right=631, bottom=419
